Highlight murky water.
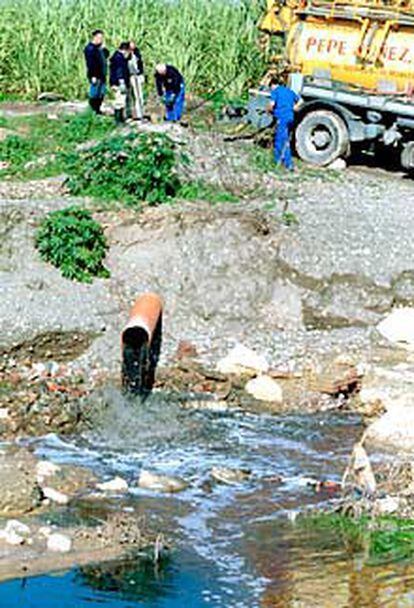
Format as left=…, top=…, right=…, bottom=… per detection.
left=3, top=391, right=414, bottom=606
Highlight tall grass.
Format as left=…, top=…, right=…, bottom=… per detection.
left=0, top=0, right=265, bottom=99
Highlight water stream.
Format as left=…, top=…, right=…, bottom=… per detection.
left=1, top=390, right=413, bottom=606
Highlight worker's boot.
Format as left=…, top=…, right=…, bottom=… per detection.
left=89, top=97, right=98, bottom=113
left=95, top=97, right=104, bottom=115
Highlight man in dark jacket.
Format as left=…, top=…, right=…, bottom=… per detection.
left=84, top=29, right=108, bottom=114
left=155, top=64, right=185, bottom=122
left=110, top=42, right=131, bottom=124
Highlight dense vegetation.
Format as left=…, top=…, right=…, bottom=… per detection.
left=65, top=131, right=182, bottom=205
left=0, top=0, right=266, bottom=100
left=0, top=112, right=114, bottom=175
left=35, top=206, right=110, bottom=283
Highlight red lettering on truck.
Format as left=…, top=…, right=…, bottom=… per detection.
left=305, top=36, right=347, bottom=55
left=326, top=39, right=338, bottom=52
left=306, top=37, right=317, bottom=51
left=381, top=45, right=412, bottom=64
left=338, top=41, right=347, bottom=55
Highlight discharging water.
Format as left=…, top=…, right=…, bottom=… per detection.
left=3, top=390, right=414, bottom=607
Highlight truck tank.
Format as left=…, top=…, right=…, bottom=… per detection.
left=251, top=0, right=414, bottom=167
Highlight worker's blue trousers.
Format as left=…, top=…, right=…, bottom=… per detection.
left=165, top=84, right=185, bottom=122
left=274, top=118, right=294, bottom=170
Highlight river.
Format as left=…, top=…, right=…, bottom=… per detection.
left=3, top=390, right=410, bottom=607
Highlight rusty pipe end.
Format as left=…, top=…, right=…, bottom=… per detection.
left=122, top=292, right=163, bottom=347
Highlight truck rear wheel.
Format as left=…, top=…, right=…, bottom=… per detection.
left=295, top=110, right=349, bottom=166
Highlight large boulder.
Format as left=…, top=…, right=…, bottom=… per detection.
left=366, top=400, right=414, bottom=452
left=217, top=344, right=269, bottom=376
left=245, top=375, right=283, bottom=403
left=0, top=449, right=41, bottom=516
left=377, top=308, right=414, bottom=347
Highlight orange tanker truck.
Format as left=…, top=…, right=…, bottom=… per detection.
left=248, top=0, right=414, bottom=167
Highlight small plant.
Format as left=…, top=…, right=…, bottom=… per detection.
left=65, top=131, right=182, bottom=206
left=35, top=206, right=110, bottom=283
left=0, top=134, right=36, bottom=169
left=179, top=180, right=239, bottom=204
left=282, top=210, right=299, bottom=226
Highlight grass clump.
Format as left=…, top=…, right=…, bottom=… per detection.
left=0, top=111, right=115, bottom=178
left=35, top=206, right=110, bottom=283
left=303, top=513, right=414, bottom=565
left=58, top=111, right=114, bottom=145
left=179, top=180, right=239, bottom=204
left=65, top=131, right=182, bottom=206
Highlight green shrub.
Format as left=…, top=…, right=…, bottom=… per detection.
left=35, top=206, right=110, bottom=283
left=0, top=135, right=36, bottom=169
left=65, top=131, right=182, bottom=206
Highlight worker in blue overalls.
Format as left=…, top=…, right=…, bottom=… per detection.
left=155, top=64, right=185, bottom=122
left=269, top=75, right=301, bottom=170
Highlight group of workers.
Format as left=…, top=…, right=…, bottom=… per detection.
left=84, top=29, right=300, bottom=169
left=84, top=29, right=185, bottom=125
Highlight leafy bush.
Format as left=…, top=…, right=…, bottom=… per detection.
left=35, top=206, right=110, bottom=283
left=0, top=135, right=36, bottom=169
left=65, top=132, right=182, bottom=205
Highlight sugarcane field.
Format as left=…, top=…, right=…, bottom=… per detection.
left=2, top=0, right=414, bottom=606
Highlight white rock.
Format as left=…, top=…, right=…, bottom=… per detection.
left=216, top=344, right=269, bottom=375
left=138, top=470, right=188, bottom=493
left=366, top=405, right=414, bottom=451
left=328, top=158, right=346, bottom=170
left=245, top=375, right=283, bottom=403
left=96, top=476, right=129, bottom=493
left=375, top=495, right=400, bottom=515
left=0, top=408, right=9, bottom=420
left=42, top=487, right=69, bottom=505
left=297, top=477, right=319, bottom=487
left=36, top=460, right=61, bottom=482
left=211, top=466, right=251, bottom=485
left=377, top=308, right=414, bottom=347
left=0, top=520, right=31, bottom=546
left=47, top=533, right=72, bottom=553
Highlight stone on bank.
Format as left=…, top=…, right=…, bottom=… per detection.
left=245, top=375, right=283, bottom=403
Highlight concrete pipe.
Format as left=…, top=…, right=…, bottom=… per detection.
left=121, top=293, right=163, bottom=395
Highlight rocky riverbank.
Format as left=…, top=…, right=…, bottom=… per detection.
left=2, top=104, right=414, bottom=582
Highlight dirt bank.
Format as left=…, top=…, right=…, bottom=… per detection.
left=0, top=119, right=413, bottom=425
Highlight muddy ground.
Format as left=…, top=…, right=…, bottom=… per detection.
left=1, top=104, right=414, bottom=579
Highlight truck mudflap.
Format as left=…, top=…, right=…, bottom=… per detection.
left=401, top=142, right=414, bottom=169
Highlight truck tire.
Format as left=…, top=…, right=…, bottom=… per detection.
left=295, top=110, right=349, bottom=166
